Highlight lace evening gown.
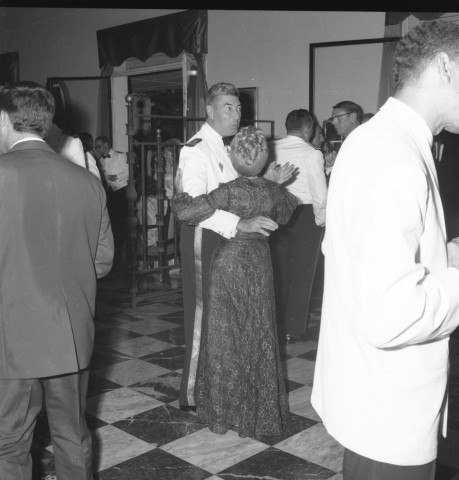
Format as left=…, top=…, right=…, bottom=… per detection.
left=172, top=176, right=297, bottom=437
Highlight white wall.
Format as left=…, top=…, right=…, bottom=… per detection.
left=207, top=10, right=385, bottom=137
left=0, top=8, right=184, bottom=82
left=313, top=42, right=386, bottom=125
left=0, top=8, right=385, bottom=141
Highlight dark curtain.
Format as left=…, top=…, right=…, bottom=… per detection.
left=45, top=78, right=73, bottom=132
left=186, top=53, right=208, bottom=139
left=96, top=10, right=208, bottom=69
left=0, top=51, right=19, bottom=86
left=98, top=65, right=113, bottom=142
left=97, top=9, right=208, bottom=141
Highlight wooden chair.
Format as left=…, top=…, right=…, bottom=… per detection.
left=131, top=197, right=172, bottom=310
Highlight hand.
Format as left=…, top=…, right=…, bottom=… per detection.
left=447, top=237, right=459, bottom=269
left=263, top=162, right=297, bottom=184
left=277, top=163, right=297, bottom=184
left=107, top=174, right=117, bottom=181
left=174, top=168, right=184, bottom=194
left=237, top=216, right=278, bottom=237
left=263, top=162, right=280, bottom=182
left=324, top=150, right=337, bottom=169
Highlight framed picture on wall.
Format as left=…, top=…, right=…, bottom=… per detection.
left=238, top=87, right=258, bottom=127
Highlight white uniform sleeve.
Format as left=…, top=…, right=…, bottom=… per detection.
left=308, top=150, right=328, bottom=226
left=179, top=144, right=239, bottom=239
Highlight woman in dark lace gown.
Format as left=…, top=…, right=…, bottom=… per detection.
left=172, top=127, right=297, bottom=437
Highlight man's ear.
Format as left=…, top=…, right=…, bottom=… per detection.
left=0, top=110, right=9, bottom=128
left=303, top=125, right=313, bottom=142
left=437, top=51, right=454, bottom=84
left=206, top=104, right=214, bottom=120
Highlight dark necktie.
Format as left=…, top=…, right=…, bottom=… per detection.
left=222, top=137, right=233, bottom=147
left=103, top=154, right=111, bottom=159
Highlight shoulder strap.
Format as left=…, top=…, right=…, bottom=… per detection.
left=185, top=138, right=202, bottom=147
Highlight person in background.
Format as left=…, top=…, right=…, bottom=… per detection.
left=361, top=112, right=374, bottom=124
left=162, top=139, right=181, bottom=200
left=270, top=109, right=327, bottom=343
left=324, top=100, right=363, bottom=175
left=312, top=20, right=459, bottom=480
left=47, top=122, right=100, bottom=180
left=0, top=81, right=113, bottom=480
left=94, top=135, right=129, bottom=271
left=136, top=176, right=161, bottom=248
left=311, top=121, right=325, bottom=151
left=173, top=126, right=297, bottom=436
left=78, top=131, right=103, bottom=181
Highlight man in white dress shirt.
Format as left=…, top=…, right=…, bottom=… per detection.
left=311, top=20, right=459, bottom=480
left=47, top=123, right=101, bottom=180
left=95, top=135, right=129, bottom=270
left=178, top=82, right=289, bottom=410
left=270, top=109, right=327, bottom=343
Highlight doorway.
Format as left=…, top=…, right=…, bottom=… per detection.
left=128, top=68, right=184, bottom=143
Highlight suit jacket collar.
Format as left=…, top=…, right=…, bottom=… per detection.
left=8, top=140, right=56, bottom=154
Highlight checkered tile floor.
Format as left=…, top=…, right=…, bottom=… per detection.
left=32, top=268, right=459, bottom=479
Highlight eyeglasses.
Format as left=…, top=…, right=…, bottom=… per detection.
left=327, top=112, right=350, bottom=123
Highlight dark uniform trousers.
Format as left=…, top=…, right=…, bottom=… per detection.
left=271, top=204, right=324, bottom=338
left=343, top=448, right=436, bottom=480
left=179, top=224, right=221, bottom=407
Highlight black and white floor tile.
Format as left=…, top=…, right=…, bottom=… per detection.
left=31, top=268, right=459, bottom=479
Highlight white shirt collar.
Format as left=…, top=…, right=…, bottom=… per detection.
left=11, top=137, right=45, bottom=149
left=384, top=97, right=433, bottom=146
left=202, top=122, right=224, bottom=143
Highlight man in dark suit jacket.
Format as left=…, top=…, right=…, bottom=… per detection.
left=0, top=82, right=114, bottom=480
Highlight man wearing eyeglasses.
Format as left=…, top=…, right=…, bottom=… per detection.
left=324, top=101, right=363, bottom=174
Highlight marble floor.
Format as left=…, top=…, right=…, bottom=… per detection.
left=31, top=267, right=459, bottom=479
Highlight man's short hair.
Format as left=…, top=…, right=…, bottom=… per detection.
left=95, top=135, right=109, bottom=146
left=79, top=132, right=93, bottom=152
left=332, top=101, right=363, bottom=123
left=393, top=19, right=459, bottom=92
left=0, top=81, right=55, bottom=138
left=207, top=82, right=239, bottom=106
left=361, top=113, right=374, bottom=123
left=285, top=109, right=313, bottom=132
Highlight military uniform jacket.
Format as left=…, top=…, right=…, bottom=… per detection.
left=178, top=122, right=239, bottom=238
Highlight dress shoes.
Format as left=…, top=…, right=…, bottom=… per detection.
left=180, top=405, right=197, bottom=413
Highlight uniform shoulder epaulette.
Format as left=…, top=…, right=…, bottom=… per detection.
left=185, top=138, right=202, bottom=147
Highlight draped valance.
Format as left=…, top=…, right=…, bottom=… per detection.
left=96, top=9, right=208, bottom=69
